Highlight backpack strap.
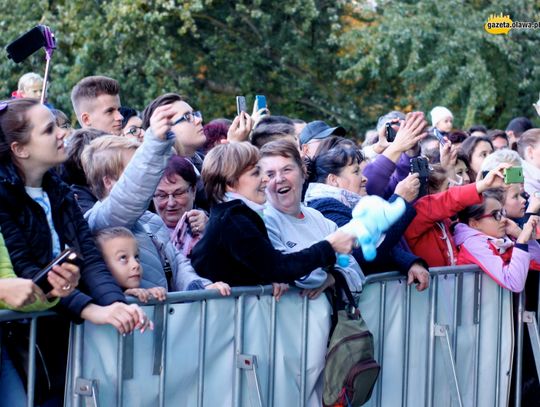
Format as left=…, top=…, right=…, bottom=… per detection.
left=328, top=267, right=358, bottom=337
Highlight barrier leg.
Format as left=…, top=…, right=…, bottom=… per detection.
left=523, top=311, right=540, bottom=380
left=26, top=318, right=37, bottom=407
left=238, top=354, right=264, bottom=407
left=515, top=292, right=525, bottom=407
left=434, top=324, right=463, bottom=407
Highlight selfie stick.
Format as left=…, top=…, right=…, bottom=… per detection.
left=40, top=26, right=56, bottom=105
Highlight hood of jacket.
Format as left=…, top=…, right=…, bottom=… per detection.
left=453, top=222, right=485, bottom=246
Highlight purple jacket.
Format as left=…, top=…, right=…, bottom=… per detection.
left=364, top=153, right=412, bottom=199
left=454, top=223, right=531, bottom=292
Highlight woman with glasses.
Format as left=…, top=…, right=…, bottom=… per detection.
left=153, top=156, right=208, bottom=257
left=454, top=188, right=540, bottom=292
left=120, top=106, right=145, bottom=142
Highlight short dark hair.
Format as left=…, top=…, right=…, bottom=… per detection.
left=163, top=155, right=198, bottom=187
left=468, top=125, right=488, bottom=135
left=250, top=123, right=296, bottom=149
left=447, top=130, right=468, bottom=144
left=202, top=119, right=230, bottom=152
left=141, top=93, right=184, bottom=130
left=119, top=106, right=139, bottom=129
left=506, top=117, right=533, bottom=137
left=308, top=138, right=363, bottom=183
left=71, top=76, right=120, bottom=117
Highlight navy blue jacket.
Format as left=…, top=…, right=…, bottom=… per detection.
left=307, top=196, right=427, bottom=275
left=0, top=162, right=125, bottom=321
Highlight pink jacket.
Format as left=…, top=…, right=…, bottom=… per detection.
left=453, top=223, right=536, bottom=292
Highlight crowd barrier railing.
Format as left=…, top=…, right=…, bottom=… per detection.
left=64, top=286, right=333, bottom=407
left=2, top=265, right=540, bottom=406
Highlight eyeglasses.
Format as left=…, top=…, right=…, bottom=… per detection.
left=477, top=209, right=507, bottom=222
left=153, top=188, right=191, bottom=202
left=172, top=111, right=202, bottom=126
left=124, top=126, right=143, bottom=137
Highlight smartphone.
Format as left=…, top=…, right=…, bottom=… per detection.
left=433, top=128, right=447, bottom=145
left=236, top=96, right=247, bottom=115
left=410, top=157, right=430, bottom=198
left=32, top=248, right=79, bottom=294
left=255, top=95, right=267, bottom=111
left=385, top=122, right=397, bottom=142
left=503, top=167, right=524, bottom=184
left=6, top=25, right=52, bottom=63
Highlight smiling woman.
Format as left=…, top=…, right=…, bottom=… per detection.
left=191, top=141, right=358, bottom=288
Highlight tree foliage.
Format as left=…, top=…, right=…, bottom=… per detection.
left=1, top=0, right=539, bottom=137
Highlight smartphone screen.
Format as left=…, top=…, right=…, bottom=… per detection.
left=236, top=96, right=247, bottom=115
left=255, top=95, right=267, bottom=111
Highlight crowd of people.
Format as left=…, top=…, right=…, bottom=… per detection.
left=0, top=71, right=539, bottom=406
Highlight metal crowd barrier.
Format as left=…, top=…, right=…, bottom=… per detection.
left=1, top=266, right=540, bottom=406
left=357, top=265, right=540, bottom=407
left=64, top=285, right=332, bottom=407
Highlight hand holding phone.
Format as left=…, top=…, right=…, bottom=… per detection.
left=410, top=157, right=430, bottom=198
left=385, top=122, right=398, bottom=143
left=32, top=248, right=79, bottom=294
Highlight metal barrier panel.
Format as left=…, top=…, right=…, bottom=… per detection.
left=358, top=265, right=514, bottom=407
left=65, top=287, right=331, bottom=407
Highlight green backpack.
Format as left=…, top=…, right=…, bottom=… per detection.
left=323, top=272, right=380, bottom=407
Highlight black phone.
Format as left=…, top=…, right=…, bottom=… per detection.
left=410, top=157, right=430, bottom=198
left=385, top=122, right=397, bottom=142
left=236, top=96, right=247, bottom=115
left=32, top=248, right=79, bottom=294
left=6, top=25, right=53, bottom=63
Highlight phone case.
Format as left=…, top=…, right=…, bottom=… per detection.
left=236, top=96, right=247, bottom=115
left=6, top=26, right=47, bottom=63
left=32, top=248, right=78, bottom=293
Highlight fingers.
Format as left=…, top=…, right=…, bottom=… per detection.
left=150, top=105, right=175, bottom=140
left=206, top=282, right=231, bottom=296
left=148, top=287, right=167, bottom=302
left=131, top=304, right=152, bottom=333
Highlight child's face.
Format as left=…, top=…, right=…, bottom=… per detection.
left=101, top=236, right=142, bottom=289
left=21, top=82, right=43, bottom=100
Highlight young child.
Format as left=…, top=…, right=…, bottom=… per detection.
left=430, top=105, right=454, bottom=135
left=95, top=227, right=167, bottom=303
left=11, top=72, right=44, bottom=100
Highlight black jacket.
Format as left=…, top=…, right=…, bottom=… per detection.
left=191, top=199, right=336, bottom=286
left=0, top=162, right=125, bottom=321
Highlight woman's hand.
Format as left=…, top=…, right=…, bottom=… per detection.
left=227, top=112, right=253, bottom=143
left=271, top=282, right=289, bottom=301
left=186, top=209, right=208, bottom=236
left=476, top=163, right=511, bottom=193
left=325, top=230, right=356, bottom=255
left=149, top=104, right=176, bottom=141
left=407, top=263, right=430, bottom=292
left=205, top=281, right=231, bottom=296
left=81, top=303, right=153, bottom=334
left=47, top=262, right=80, bottom=298
left=504, top=218, right=523, bottom=240
left=395, top=173, right=420, bottom=203
left=517, top=215, right=539, bottom=244
left=300, top=273, right=335, bottom=300
left=0, top=278, right=47, bottom=308
left=527, top=194, right=540, bottom=214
